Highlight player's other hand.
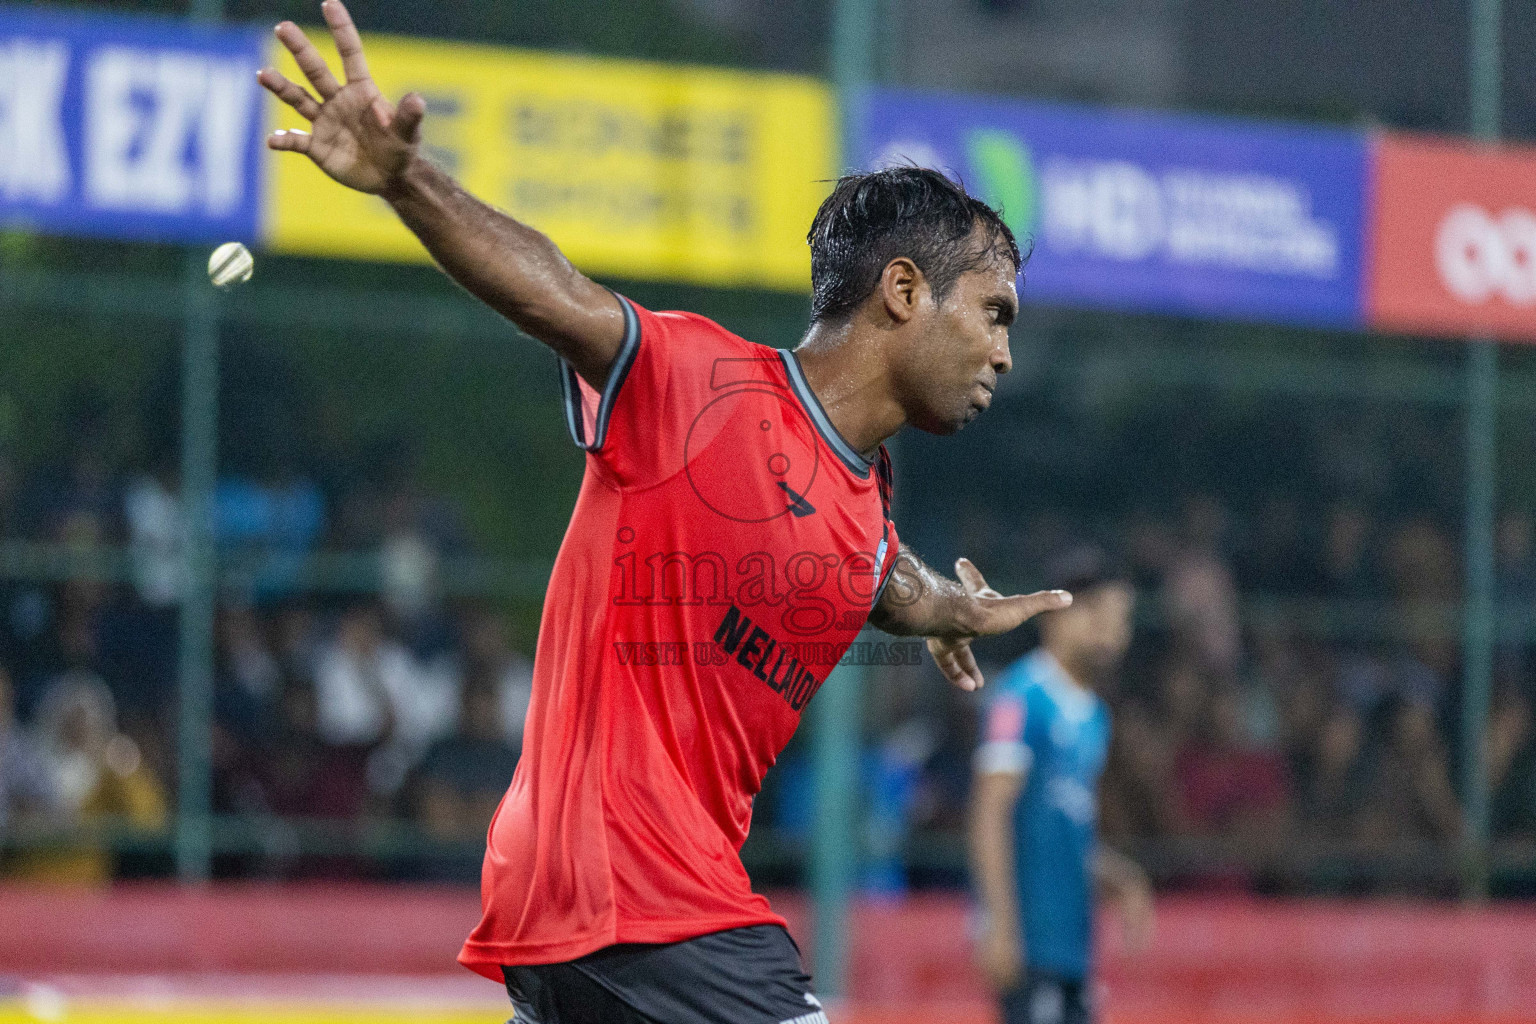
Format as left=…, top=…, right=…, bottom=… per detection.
left=974, top=920, right=1024, bottom=992
left=257, top=0, right=424, bottom=196
left=927, top=558, right=1071, bottom=692
left=1118, top=876, right=1156, bottom=953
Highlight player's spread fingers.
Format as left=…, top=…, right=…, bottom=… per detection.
left=958, top=644, right=984, bottom=688
left=930, top=639, right=978, bottom=691
left=257, top=68, right=322, bottom=120
left=275, top=21, right=341, bottom=98
left=926, top=640, right=951, bottom=677
left=977, top=589, right=1071, bottom=633
left=370, top=96, right=395, bottom=130
left=954, top=557, right=989, bottom=596
left=939, top=659, right=969, bottom=690
left=957, top=559, right=1004, bottom=600
left=392, top=92, right=426, bottom=143
left=1014, top=589, right=1072, bottom=622
left=267, top=128, right=313, bottom=153
left=321, top=0, right=372, bottom=83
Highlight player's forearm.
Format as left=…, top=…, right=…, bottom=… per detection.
left=969, top=791, right=1023, bottom=940
left=382, top=157, right=622, bottom=385
left=870, top=545, right=981, bottom=638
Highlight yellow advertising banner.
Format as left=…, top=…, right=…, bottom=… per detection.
left=263, top=34, right=834, bottom=291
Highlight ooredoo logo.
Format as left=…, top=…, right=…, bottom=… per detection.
left=1368, top=135, right=1536, bottom=339
left=1435, top=204, right=1536, bottom=305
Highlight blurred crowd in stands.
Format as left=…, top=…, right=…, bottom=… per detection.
left=0, top=387, right=1534, bottom=896
left=807, top=493, right=1536, bottom=898
left=1098, top=494, right=1536, bottom=895
left=0, top=390, right=531, bottom=882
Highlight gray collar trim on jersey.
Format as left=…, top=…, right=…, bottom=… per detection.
left=778, top=348, right=873, bottom=478
left=560, top=293, right=641, bottom=452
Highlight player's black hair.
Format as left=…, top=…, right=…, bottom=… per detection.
left=807, top=166, right=1024, bottom=324
left=1042, top=544, right=1130, bottom=598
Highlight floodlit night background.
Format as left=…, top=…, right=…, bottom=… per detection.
left=2, top=0, right=1536, bottom=1021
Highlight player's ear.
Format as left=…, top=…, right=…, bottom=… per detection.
left=879, top=258, right=921, bottom=324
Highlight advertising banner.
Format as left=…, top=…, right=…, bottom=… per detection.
left=11, top=4, right=1536, bottom=334
left=264, top=33, right=833, bottom=291
left=855, top=89, right=1371, bottom=329
left=1368, top=133, right=1536, bottom=342
left=0, top=6, right=266, bottom=245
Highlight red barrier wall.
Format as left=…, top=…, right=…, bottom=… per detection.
left=820, top=894, right=1536, bottom=1021
left=2, top=886, right=1534, bottom=1021
left=0, top=884, right=479, bottom=976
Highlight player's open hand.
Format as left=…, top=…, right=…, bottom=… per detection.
left=974, top=920, right=1024, bottom=992
left=1118, top=874, right=1156, bottom=953
left=927, top=559, right=1071, bottom=692
left=256, top=0, right=423, bottom=196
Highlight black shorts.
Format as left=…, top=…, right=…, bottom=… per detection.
left=1000, top=969, right=1093, bottom=1024
left=502, top=924, right=825, bottom=1024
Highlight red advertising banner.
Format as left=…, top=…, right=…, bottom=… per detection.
left=1368, top=134, right=1536, bottom=341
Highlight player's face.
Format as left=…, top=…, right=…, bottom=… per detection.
left=1051, top=582, right=1136, bottom=677
left=897, top=242, right=1018, bottom=434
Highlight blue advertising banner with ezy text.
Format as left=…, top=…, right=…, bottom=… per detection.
left=855, top=89, right=1369, bottom=329
left=0, top=7, right=265, bottom=245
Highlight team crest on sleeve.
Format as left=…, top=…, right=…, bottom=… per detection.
left=986, top=696, right=1026, bottom=743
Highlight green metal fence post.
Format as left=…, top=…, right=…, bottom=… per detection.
left=175, top=0, right=226, bottom=883
left=810, top=644, right=867, bottom=999
left=1461, top=0, right=1501, bottom=900
left=812, top=0, right=878, bottom=998
left=831, top=0, right=877, bottom=151
left=176, top=252, right=219, bottom=883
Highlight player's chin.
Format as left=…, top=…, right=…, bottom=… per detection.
left=957, top=399, right=989, bottom=429
left=908, top=397, right=980, bottom=435
left=906, top=413, right=957, bottom=436
left=962, top=385, right=996, bottom=424
left=924, top=413, right=970, bottom=436
left=940, top=406, right=984, bottom=434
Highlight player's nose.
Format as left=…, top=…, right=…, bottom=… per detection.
left=992, top=339, right=1013, bottom=376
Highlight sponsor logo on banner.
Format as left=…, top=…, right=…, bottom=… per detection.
left=0, top=37, right=71, bottom=204
left=18, top=6, right=1536, bottom=343
left=1369, top=134, right=1536, bottom=341
left=83, top=47, right=256, bottom=216
left=1433, top=204, right=1536, bottom=306
left=1038, top=154, right=1340, bottom=276
left=876, top=133, right=1341, bottom=278
left=0, top=8, right=265, bottom=243
left=859, top=90, right=1369, bottom=328
left=265, top=33, right=833, bottom=290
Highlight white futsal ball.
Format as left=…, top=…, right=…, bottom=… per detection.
left=208, top=242, right=254, bottom=289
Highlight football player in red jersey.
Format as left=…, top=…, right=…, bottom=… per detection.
left=260, top=5, right=1072, bottom=1022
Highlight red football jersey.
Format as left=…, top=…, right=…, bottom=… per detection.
left=458, top=297, right=900, bottom=976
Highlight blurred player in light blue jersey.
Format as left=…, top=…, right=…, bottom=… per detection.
left=968, top=546, right=1153, bottom=1024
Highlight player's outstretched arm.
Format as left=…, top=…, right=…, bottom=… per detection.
left=869, top=546, right=1071, bottom=691
left=256, top=0, right=624, bottom=388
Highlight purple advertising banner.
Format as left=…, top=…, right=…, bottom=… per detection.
left=0, top=6, right=267, bottom=245
left=854, top=89, right=1370, bottom=329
